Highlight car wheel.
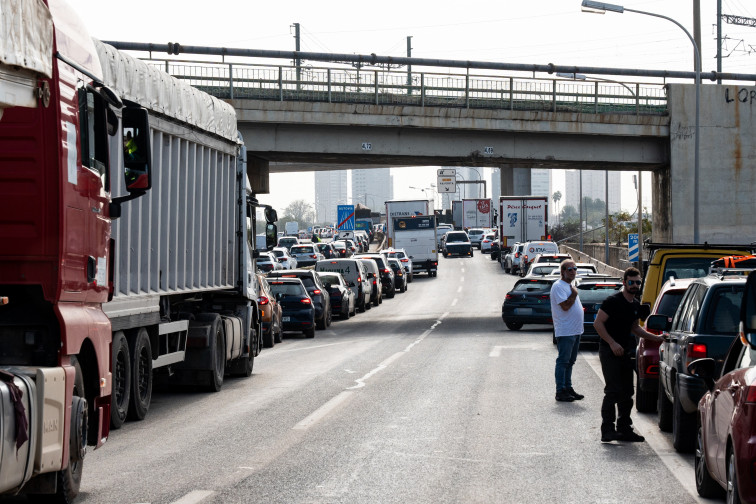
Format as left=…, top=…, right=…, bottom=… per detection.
left=273, top=323, right=283, bottom=343
left=262, top=324, right=274, bottom=348
left=505, top=321, right=523, bottom=331
left=727, top=448, right=742, bottom=504
left=316, top=313, right=326, bottom=330
left=658, top=377, right=673, bottom=432
left=635, top=372, right=657, bottom=413
left=695, top=424, right=723, bottom=498
left=358, top=298, right=366, bottom=313
left=326, top=310, right=332, bottom=328
left=672, top=382, right=696, bottom=452
left=304, top=327, right=315, bottom=338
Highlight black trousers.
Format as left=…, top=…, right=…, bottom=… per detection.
left=599, top=346, right=635, bottom=434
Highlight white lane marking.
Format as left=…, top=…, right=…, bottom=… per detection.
left=266, top=341, right=357, bottom=355
left=490, top=344, right=542, bottom=356
left=460, top=276, right=465, bottom=282
left=457, top=286, right=462, bottom=293
left=170, top=490, right=216, bottom=504
left=451, top=298, right=458, bottom=306
left=293, top=391, right=354, bottom=430
left=490, top=346, right=504, bottom=357
left=582, top=352, right=705, bottom=502
left=461, top=268, right=465, bottom=273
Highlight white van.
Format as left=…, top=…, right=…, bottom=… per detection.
left=520, top=241, right=559, bottom=275
left=315, top=259, right=372, bottom=312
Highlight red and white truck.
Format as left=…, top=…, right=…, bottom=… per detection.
left=462, top=199, right=493, bottom=229
left=0, top=1, right=276, bottom=500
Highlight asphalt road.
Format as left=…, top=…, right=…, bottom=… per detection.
left=77, top=251, right=720, bottom=504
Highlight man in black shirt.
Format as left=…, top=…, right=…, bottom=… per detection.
left=593, top=267, right=664, bottom=443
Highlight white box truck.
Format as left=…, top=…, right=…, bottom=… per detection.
left=462, top=199, right=493, bottom=229
left=391, top=215, right=438, bottom=277
left=498, top=196, right=549, bottom=250
left=385, top=199, right=430, bottom=248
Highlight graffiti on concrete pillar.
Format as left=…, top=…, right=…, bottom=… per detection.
left=725, top=87, right=756, bottom=104
left=671, top=122, right=694, bottom=140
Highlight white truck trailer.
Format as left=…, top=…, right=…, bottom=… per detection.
left=97, top=40, right=278, bottom=428
left=391, top=215, right=438, bottom=277
left=462, top=199, right=493, bottom=229
left=498, top=196, right=549, bottom=250
left=385, top=199, right=430, bottom=248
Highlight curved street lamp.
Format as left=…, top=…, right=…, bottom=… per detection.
left=581, top=0, right=701, bottom=244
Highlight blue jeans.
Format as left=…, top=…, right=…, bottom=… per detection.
left=555, top=335, right=581, bottom=392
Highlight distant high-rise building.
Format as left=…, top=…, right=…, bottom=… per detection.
left=351, top=168, right=392, bottom=212
left=564, top=170, right=621, bottom=214
left=314, top=170, right=348, bottom=224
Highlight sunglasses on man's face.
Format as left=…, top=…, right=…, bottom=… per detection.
left=626, top=279, right=642, bottom=286
left=564, top=267, right=577, bottom=272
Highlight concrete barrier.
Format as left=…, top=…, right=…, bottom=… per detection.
left=559, top=245, right=624, bottom=278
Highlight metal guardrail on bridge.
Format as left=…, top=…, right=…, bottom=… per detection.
left=145, top=59, right=668, bottom=115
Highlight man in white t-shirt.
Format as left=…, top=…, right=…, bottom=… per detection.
left=550, top=259, right=584, bottom=402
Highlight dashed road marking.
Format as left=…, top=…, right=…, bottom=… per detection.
left=169, top=490, right=216, bottom=504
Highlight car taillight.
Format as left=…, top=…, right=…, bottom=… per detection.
left=383, top=269, right=390, bottom=274
left=301, top=298, right=312, bottom=304
left=539, top=295, right=549, bottom=299
left=313, top=289, right=321, bottom=295
left=259, top=296, right=269, bottom=306
left=505, top=294, right=514, bottom=300
left=311, top=254, right=318, bottom=258
left=372, top=280, right=377, bottom=285
left=357, top=276, right=362, bottom=282
left=515, top=252, right=520, bottom=258
left=685, top=343, right=707, bottom=368
left=745, top=386, right=756, bottom=404
left=401, top=258, right=408, bottom=262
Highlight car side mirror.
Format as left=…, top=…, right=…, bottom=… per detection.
left=687, top=358, right=717, bottom=390
left=645, top=314, right=671, bottom=332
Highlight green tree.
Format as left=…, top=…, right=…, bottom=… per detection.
left=280, top=199, right=315, bottom=229
left=552, top=190, right=562, bottom=225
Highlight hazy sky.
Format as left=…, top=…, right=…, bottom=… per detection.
left=69, top=0, right=756, bottom=215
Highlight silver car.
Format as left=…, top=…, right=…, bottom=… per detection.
left=381, top=248, right=414, bottom=283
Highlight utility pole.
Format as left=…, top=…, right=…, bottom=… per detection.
left=292, top=23, right=301, bottom=90
left=407, top=36, right=413, bottom=95
left=693, top=0, right=701, bottom=72
left=717, top=0, right=722, bottom=83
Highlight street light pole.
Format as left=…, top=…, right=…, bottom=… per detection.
left=581, top=0, right=701, bottom=243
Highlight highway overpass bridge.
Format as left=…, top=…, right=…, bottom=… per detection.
left=112, top=45, right=756, bottom=244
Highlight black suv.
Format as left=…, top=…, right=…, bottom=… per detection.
left=354, top=253, right=395, bottom=298
left=647, top=271, right=748, bottom=452
left=267, top=269, right=332, bottom=330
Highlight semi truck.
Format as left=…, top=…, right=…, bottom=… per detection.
left=391, top=216, right=439, bottom=277
left=462, top=199, right=493, bottom=229
left=452, top=200, right=463, bottom=229
left=0, top=2, right=276, bottom=500
left=385, top=199, right=430, bottom=248
left=498, top=196, right=549, bottom=250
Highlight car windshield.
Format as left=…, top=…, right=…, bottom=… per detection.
left=661, top=257, right=717, bottom=283
left=577, top=284, right=622, bottom=303
left=530, top=265, right=557, bottom=275
left=258, top=254, right=274, bottom=263
left=446, top=233, right=468, bottom=243
left=512, top=280, right=552, bottom=292
left=268, top=283, right=305, bottom=297
left=655, top=290, right=686, bottom=317
left=291, top=246, right=314, bottom=254
left=319, top=273, right=341, bottom=285
left=469, top=230, right=484, bottom=236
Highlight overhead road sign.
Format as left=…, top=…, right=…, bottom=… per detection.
left=337, top=205, right=355, bottom=230
left=437, top=168, right=456, bottom=193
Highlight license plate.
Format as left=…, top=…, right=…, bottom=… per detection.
left=514, top=308, right=532, bottom=315
left=282, top=316, right=290, bottom=322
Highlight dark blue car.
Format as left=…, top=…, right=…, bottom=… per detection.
left=267, top=278, right=316, bottom=338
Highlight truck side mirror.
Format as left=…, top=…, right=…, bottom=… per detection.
left=122, top=107, right=152, bottom=192
left=266, top=223, right=278, bottom=250
left=265, top=207, right=278, bottom=224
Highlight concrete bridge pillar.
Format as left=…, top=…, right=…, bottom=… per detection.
left=247, top=156, right=270, bottom=194
left=498, top=166, right=532, bottom=196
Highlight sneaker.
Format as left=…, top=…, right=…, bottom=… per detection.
left=616, top=430, right=645, bottom=442
left=555, top=389, right=575, bottom=402
left=601, top=431, right=617, bottom=443
left=566, top=387, right=584, bottom=400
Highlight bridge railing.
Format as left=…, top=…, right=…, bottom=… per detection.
left=148, top=59, right=667, bottom=115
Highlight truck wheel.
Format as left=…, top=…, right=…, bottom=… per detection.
left=672, top=382, right=696, bottom=452
left=128, top=328, right=153, bottom=421
left=110, top=331, right=131, bottom=429
left=56, top=357, right=86, bottom=504
left=206, top=317, right=226, bottom=392
left=635, top=373, right=657, bottom=413
left=657, top=377, right=673, bottom=432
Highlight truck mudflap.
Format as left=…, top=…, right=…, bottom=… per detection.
left=0, top=370, right=35, bottom=494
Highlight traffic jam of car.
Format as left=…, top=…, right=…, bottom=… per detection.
left=499, top=239, right=756, bottom=503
